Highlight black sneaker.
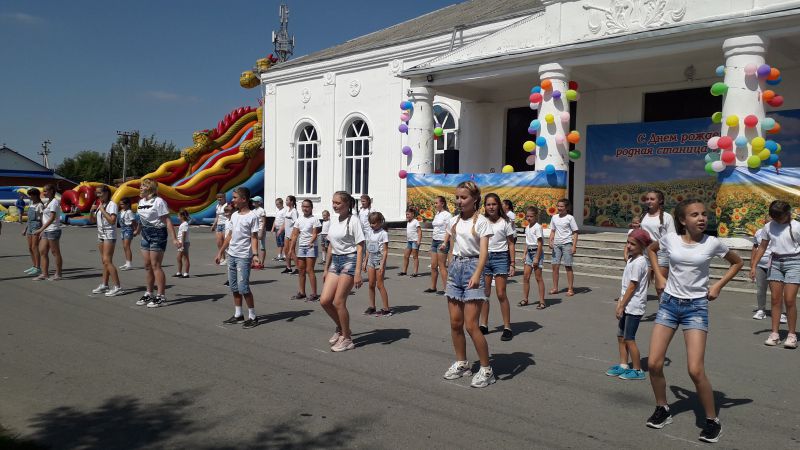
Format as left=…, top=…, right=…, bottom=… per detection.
left=173, top=272, right=182, bottom=277
left=436, top=291, right=445, bottom=296
left=646, top=406, right=673, bottom=429
left=423, top=288, right=437, bottom=293
left=242, top=318, right=258, bottom=329
left=290, top=269, right=299, bottom=275
left=398, top=272, right=407, bottom=276
left=699, top=418, right=722, bottom=443
left=479, top=325, right=489, bottom=335
left=363, top=307, right=376, bottom=315
left=223, top=280, right=229, bottom=286
left=146, top=295, right=165, bottom=308
left=501, top=328, right=513, bottom=341
left=222, top=315, right=244, bottom=324
left=181, top=274, right=190, bottom=278
left=281, top=268, right=292, bottom=274
left=136, top=294, right=151, bottom=306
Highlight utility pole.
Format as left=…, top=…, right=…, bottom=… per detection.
left=116, top=130, right=136, bottom=183
left=39, top=140, right=52, bottom=169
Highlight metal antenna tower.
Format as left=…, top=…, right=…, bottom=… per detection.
left=271, top=4, right=295, bottom=62
left=39, top=140, right=52, bottom=169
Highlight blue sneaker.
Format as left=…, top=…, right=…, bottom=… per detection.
left=606, top=365, right=627, bottom=377
left=619, top=369, right=646, bottom=380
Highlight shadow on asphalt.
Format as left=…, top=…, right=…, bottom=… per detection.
left=352, top=328, right=411, bottom=347
left=168, top=293, right=227, bottom=306
left=249, top=280, right=277, bottom=286
left=0, top=254, right=29, bottom=259
left=210, top=415, right=366, bottom=450
left=390, top=305, right=420, bottom=315
left=256, top=309, right=314, bottom=325
left=668, top=385, right=753, bottom=427
left=492, top=321, right=542, bottom=336
left=185, top=273, right=223, bottom=278
left=489, top=352, right=536, bottom=380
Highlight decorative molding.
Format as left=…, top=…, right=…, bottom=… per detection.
left=584, top=0, right=686, bottom=36
left=348, top=79, right=362, bottom=97
left=301, top=87, right=311, bottom=103
left=265, top=83, right=276, bottom=96
left=389, top=59, right=403, bottom=75
left=323, top=72, right=336, bottom=85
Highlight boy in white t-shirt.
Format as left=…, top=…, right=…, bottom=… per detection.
left=251, top=196, right=267, bottom=268
left=549, top=198, right=579, bottom=296
left=271, top=198, right=287, bottom=261
left=175, top=210, right=191, bottom=278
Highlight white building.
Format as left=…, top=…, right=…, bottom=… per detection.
left=262, top=0, right=800, bottom=223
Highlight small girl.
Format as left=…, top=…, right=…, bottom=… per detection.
left=502, top=199, right=516, bottom=224
left=222, top=205, right=234, bottom=287
left=34, top=184, right=63, bottom=281
left=272, top=197, right=287, bottom=261
left=479, top=193, right=516, bottom=341
left=641, top=190, right=675, bottom=294
left=358, top=195, right=373, bottom=271
left=751, top=217, right=786, bottom=322
left=400, top=207, right=421, bottom=277
left=280, top=195, right=299, bottom=274
left=364, top=211, right=391, bottom=317
left=118, top=198, right=136, bottom=270
left=549, top=198, right=579, bottom=296
left=175, top=209, right=191, bottom=278
left=751, top=201, right=798, bottom=348
left=320, top=210, right=330, bottom=264
left=521, top=206, right=546, bottom=309
left=211, top=193, right=228, bottom=266
left=22, top=188, right=43, bottom=276
left=134, top=178, right=179, bottom=307
left=624, top=216, right=642, bottom=261
left=425, top=196, right=452, bottom=295
left=89, top=184, right=122, bottom=296
left=606, top=229, right=652, bottom=381
left=291, top=199, right=322, bottom=301
left=442, top=181, right=495, bottom=388
left=645, top=199, right=742, bottom=443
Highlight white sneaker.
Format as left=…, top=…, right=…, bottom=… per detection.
left=784, top=334, right=798, bottom=349
left=331, top=337, right=354, bottom=352
left=753, top=310, right=766, bottom=320
left=119, top=263, right=132, bottom=270
left=147, top=295, right=165, bottom=308
left=780, top=313, right=788, bottom=324
left=104, top=286, right=123, bottom=297
left=765, top=332, right=781, bottom=346
left=328, top=330, right=342, bottom=345
left=219, top=259, right=227, bottom=266
left=443, top=361, right=472, bottom=380
left=92, top=284, right=108, bottom=294
left=470, top=367, right=497, bottom=388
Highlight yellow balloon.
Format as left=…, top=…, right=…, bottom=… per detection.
left=502, top=165, right=514, bottom=173
left=751, top=137, right=766, bottom=150
left=725, top=115, right=739, bottom=127
left=523, top=141, right=535, bottom=152
left=545, top=114, right=555, bottom=124
left=759, top=149, right=771, bottom=160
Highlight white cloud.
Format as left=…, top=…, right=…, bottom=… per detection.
left=143, top=91, right=200, bottom=103
left=0, top=12, right=44, bottom=24
left=588, top=171, right=609, bottom=181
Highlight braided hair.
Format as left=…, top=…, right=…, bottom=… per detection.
left=641, top=190, right=666, bottom=226
left=333, top=191, right=356, bottom=237
left=769, top=200, right=796, bottom=244
left=451, top=181, right=481, bottom=238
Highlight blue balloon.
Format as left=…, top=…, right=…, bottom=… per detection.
left=400, top=101, right=413, bottom=110
left=768, top=154, right=779, bottom=165
left=735, top=136, right=747, bottom=147
left=531, top=86, right=542, bottom=94
left=545, top=164, right=556, bottom=175
left=766, top=76, right=782, bottom=86
left=530, top=119, right=541, bottom=130
left=761, top=118, right=776, bottom=131
left=536, top=136, right=547, bottom=147
left=765, top=140, right=778, bottom=151
left=527, top=127, right=537, bottom=135
left=715, top=65, right=725, bottom=77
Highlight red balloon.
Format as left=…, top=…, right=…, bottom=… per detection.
left=717, top=136, right=733, bottom=150
left=721, top=151, right=736, bottom=164
left=60, top=189, right=78, bottom=213
left=769, top=96, right=784, bottom=107
left=568, top=81, right=579, bottom=90
left=775, top=161, right=783, bottom=169
left=743, top=115, right=758, bottom=128
left=530, top=93, right=543, bottom=103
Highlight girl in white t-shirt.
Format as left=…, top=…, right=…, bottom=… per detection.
left=479, top=193, right=516, bottom=341
left=641, top=190, right=676, bottom=294
left=271, top=197, right=286, bottom=261
left=280, top=195, right=299, bottom=274
left=365, top=211, right=391, bottom=316
left=89, top=184, right=122, bottom=296
left=211, top=193, right=228, bottom=265
left=291, top=199, right=322, bottom=301
left=321, top=191, right=365, bottom=352
left=442, top=181, right=496, bottom=388
left=22, top=187, right=43, bottom=276
left=606, top=229, right=652, bottom=381
left=174, top=209, right=191, bottom=278
left=751, top=201, right=799, bottom=348
left=522, top=206, right=546, bottom=309
left=645, top=200, right=742, bottom=442
left=33, top=184, right=63, bottom=281
left=133, top=178, right=179, bottom=308
left=118, top=198, right=137, bottom=270
left=358, top=195, right=373, bottom=272
left=400, top=207, right=422, bottom=277
left=623, top=216, right=642, bottom=261
left=320, top=209, right=330, bottom=264
left=425, top=196, right=452, bottom=295
left=549, top=198, right=579, bottom=296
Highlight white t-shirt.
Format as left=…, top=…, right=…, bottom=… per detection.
left=431, top=210, right=452, bottom=241
left=293, top=214, right=322, bottom=247
left=42, top=198, right=61, bottom=232
left=252, top=206, right=266, bottom=234
left=321, top=219, right=330, bottom=236
left=137, top=196, right=169, bottom=228
left=283, top=207, right=298, bottom=233
left=224, top=220, right=233, bottom=235
left=326, top=214, right=365, bottom=255
left=549, top=214, right=578, bottom=245
left=274, top=206, right=287, bottom=229
left=753, top=227, right=772, bottom=268
left=660, top=232, right=729, bottom=299
left=487, top=218, right=516, bottom=253
left=366, top=228, right=389, bottom=254
left=621, top=255, right=649, bottom=315
left=215, top=203, right=228, bottom=226
left=96, top=201, right=119, bottom=239
left=641, top=212, right=675, bottom=242
left=761, top=219, right=800, bottom=256
left=506, top=210, right=516, bottom=223
left=525, top=223, right=544, bottom=246
left=178, top=222, right=190, bottom=243
left=226, top=210, right=259, bottom=259
left=120, top=209, right=135, bottom=227
left=446, top=213, right=493, bottom=257
left=358, top=208, right=372, bottom=232
left=406, top=219, right=421, bottom=242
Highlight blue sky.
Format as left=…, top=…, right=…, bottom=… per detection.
left=0, top=0, right=459, bottom=166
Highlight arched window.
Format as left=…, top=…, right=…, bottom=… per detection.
left=433, top=104, right=458, bottom=173
left=344, top=119, right=370, bottom=196
left=296, top=125, right=319, bottom=195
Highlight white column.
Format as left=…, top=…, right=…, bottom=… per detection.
left=406, top=86, right=435, bottom=174
left=721, top=35, right=767, bottom=166
left=536, top=63, right=570, bottom=171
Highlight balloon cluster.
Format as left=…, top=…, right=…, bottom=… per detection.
left=519, top=80, right=581, bottom=174
left=398, top=100, right=414, bottom=179
left=705, top=62, right=785, bottom=174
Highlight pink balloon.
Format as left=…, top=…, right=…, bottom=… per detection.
left=398, top=170, right=408, bottom=179
left=555, top=134, right=566, bottom=145
left=400, top=113, right=410, bottom=122
left=707, top=136, right=720, bottom=150
left=718, top=136, right=733, bottom=150
left=744, top=63, right=758, bottom=76
left=525, top=155, right=536, bottom=165
left=560, top=112, right=570, bottom=122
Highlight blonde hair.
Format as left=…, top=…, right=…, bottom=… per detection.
left=140, top=178, right=159, bottom=198
left=451, top=181, right=481, bottom=238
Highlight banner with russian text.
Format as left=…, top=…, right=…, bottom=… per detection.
left=406, top=171, right=566, bottom=227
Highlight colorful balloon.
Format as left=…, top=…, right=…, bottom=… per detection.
left=765, top=140, right=778, bottom=151
left=725, top=115, right=739, bottom=127
left=743, top=63, right=757, bottom=76
left=545, top=164, right=556, bottom=175
left=568, top=150, right=581, bottom=160
left=768, top=96, right=784, bottom=107
left=400, top=113, right=410, bottom=122
left=711, top=160, right=726, bottom=172
left=526, top=154, right=536, bottom=165
left=398, top=123, right=408, bottom=133
left=768, top=154, right=779, bottom=165
left=762, top=90, right=776, bottom=102
left=735, top=136, right=748, bottom=147
left=527, top=127, right=537, bottom=135
left=530, top=119, right=541, bottom=130
left=707, top=136, right=720, bottom=150
left=401, top=146, right=412, bottom=156
left=560, top=112, right=571, bottom=123
left=433, top=127, right=444, bottom=137
left=523, top=141, right=535, bottom=152
left=715, top=65, right=725, bottom=76
left=751, top=137, right=766, bottom=150
left=768, top=67, right=781, bottom=80
left=718, top=136, right=733, bottom=150
left=705, top=162, right=715, bottom=175
left=545, top=113, right=555, bottom=124
left=747, top=155, right=762, bottom=168
left=744, top=115, right=758, bottom=128
left=721, top=151, right=735, bottom=164
left=536, top=136, right=547, bottom=147
left=710, top=82, right=728, bottom=96
left=400, top=101, right=413, bottom=110
left=502, top=165, right=514, bottom=173
left=552, top=90, right=562, bottom=99
left=759, top=149, right=771, bottom=161
left=529, top=103, right=539, bottom=110
left=531, top=86, right=542, bottom=94
left=398, top=169, right=408, bottom=179
left=567, top=131, right=580, bottom=144
left=541, top=79, right=552, bottom=90
left=565, top=90, right=578, bottom=102
left=568, top=81, right=579, bottom=90
left=768, top=122, right=781, bottom=134
left=757, top=64, right=771, bottom=78
left=761, top=117, right=776, bottom=131
left=711, top=112, right=723, bottom=124
left=555, top=134, right=565, bottom=145
left=766, top=76, right=782, bottom=86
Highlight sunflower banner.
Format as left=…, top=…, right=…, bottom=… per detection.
left=406, top=171, right=567, bottom=228
left=717, top=167, right=800, bottom=237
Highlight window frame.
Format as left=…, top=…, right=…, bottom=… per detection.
left=295, top=124, right=320, bottom=196
left=433, top=104, right=458, bottom=173
left=342, top=117, right=372, bottom=196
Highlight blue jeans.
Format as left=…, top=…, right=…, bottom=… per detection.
left=140, top=226, right=167, bottom=252
left=655, top=293, right=709, bottom=332
left=329, top=252, right=357, bottom=276
left=275, top=230, right=285, bottom=247
left=617, top=313, right=643, bottom=340
left=446, top=256, right=487, bottom=302
left=768, top=256, right=800, bottom=284
left=227, top=255, right=252, bottom=295
left=483, top=251, right=510, bottom=276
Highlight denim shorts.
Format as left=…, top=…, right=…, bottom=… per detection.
left=297, top=245, right=318, bottom=258
left=655, top=293, right=709, bottom=332
left=227, top=255, right=252, bottom=295
left=178, top=242, right=190, bottom=253
left=321, top=236, right=329, bottom=248
left=617, top=313, right=643, bottom=340
left=140, top=226, right=167, bottom=252
left=275, top=230, right=285, bottom=247
left=43, top=230, right=62, bottom=240
left=446, top=256, right=487, bottom=302
left=524, top=247, right=544, bottom=267
left=407, top=241, right=420, bottom=250
left=215, top=223, right=225, bottom=233
left=367, top=251, right=384, bottom=269
left=431, top=239, right=450, bottom=254
left=121, top=226, right=134, bottom=240
left=551, top=243, right=573, bottom=266
left=329, top=252, right=357, bottom=276
left=27, top=221, right=42, bottom=236
left=97, top=237, right=117, bottom=243
left=768, top=256, right=800, bottom=284
left=483, top=251, right=510, bottom=277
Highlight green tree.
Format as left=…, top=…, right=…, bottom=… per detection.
left=108, top=134, right=180, bottom=182
left=55, top=150, right=108, bottom=183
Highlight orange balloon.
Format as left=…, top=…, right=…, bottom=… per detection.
left=768, top=68, right=781, bottom=81
left=762, top=90, right=776, bottom=102
left=541, top=79, right=552, bottom=90
left=567, top=132, right=581, bottom=144
left=768, top=122, right=781, bottom=134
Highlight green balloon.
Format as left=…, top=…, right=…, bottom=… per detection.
left=747, top=155, right=762, bottom=168
left=569, top=150, right=581, bottom=159
left=710, top=82, right=728, bottom=96
left=565, top=90, right=578, bottom=101
left=705, top=162, right=715, bottom=175
left=776, top=143, right=782, bottom=154
left=711, top=112, right=723, bottom=124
